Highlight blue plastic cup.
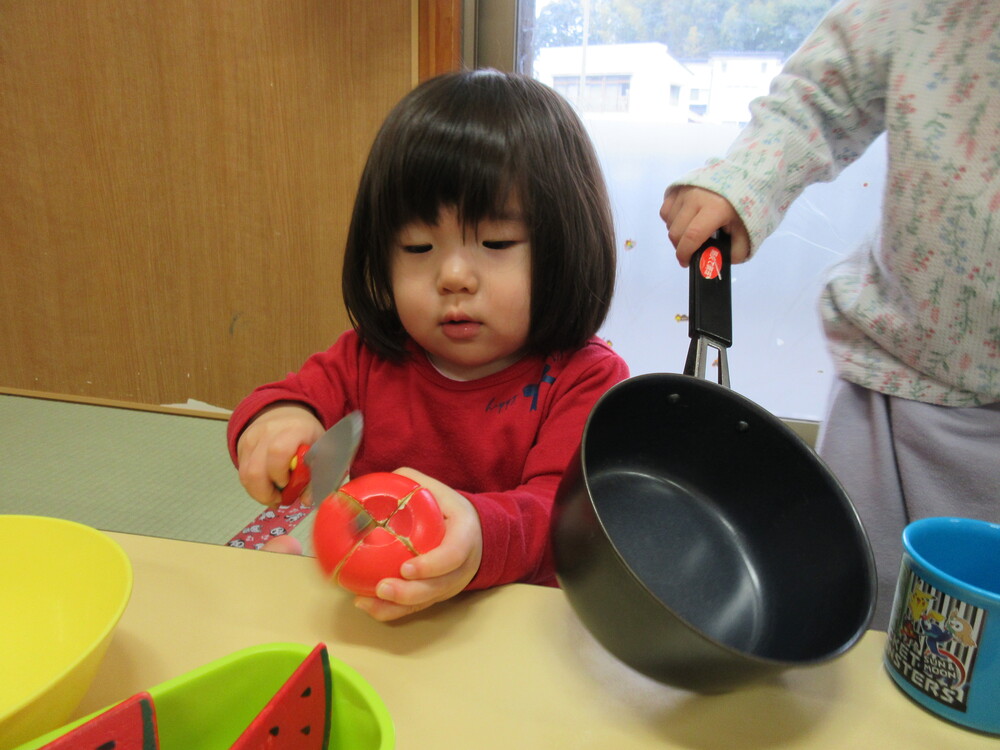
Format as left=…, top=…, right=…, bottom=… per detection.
left=884, top=517, right=1000, bottom=735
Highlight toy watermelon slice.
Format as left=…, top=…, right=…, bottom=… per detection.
left=39, top=691, right=158, bottom=750
left=228, top=643, right=333, bottom=749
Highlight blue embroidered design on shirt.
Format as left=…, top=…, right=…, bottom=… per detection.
left=523, top=364, right=556, bottom=411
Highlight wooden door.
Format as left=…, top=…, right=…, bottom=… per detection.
left=0, top=0, right=456, bottom=410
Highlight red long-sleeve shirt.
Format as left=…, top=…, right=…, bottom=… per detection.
left=227, top=330, right=629, bottom=589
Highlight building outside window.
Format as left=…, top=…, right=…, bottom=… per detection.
left=553, top=74, right=631, bottom=112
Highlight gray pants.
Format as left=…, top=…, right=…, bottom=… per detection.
left=816, top=378, right=1000, bottom=630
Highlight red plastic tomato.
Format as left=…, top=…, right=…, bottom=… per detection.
left=312, top=472, right=445, bottom=597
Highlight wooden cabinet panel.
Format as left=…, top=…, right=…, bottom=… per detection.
left=418, top=0, right=462, bottom=80
left=1, top=0, right=416, bottom=408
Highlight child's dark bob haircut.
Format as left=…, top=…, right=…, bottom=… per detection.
left=342, top=69, right=616, bottom=361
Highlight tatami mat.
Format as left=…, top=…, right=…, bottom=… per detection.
left=0, top=393, right=817, bottom=560
left=0, top=395, right=317, bottom=554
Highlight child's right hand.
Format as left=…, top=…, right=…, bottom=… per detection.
left=235, top=403, right=325, bottom=507
left=660, top=185, right=751, bottom=267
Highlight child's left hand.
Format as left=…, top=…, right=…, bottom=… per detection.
left=353, top=467, right=483, bottom=622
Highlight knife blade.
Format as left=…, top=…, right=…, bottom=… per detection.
left=291, top=410, right=364, bottom=504
left=227, top=411, right=363, bottom=549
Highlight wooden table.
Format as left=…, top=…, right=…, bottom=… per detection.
left=73, top=532, right=994, bottom=749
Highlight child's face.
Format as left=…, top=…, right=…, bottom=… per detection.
left=390, top=203, right=531, bottom=381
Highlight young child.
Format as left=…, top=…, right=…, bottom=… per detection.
left=227, top=70, right=629, bottom=622
left=661, top=0, right=1000, bottom=628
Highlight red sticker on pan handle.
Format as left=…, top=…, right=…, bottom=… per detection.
left=699, top=245, right=723, bottom=280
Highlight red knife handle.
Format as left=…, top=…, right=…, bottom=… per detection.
left=281, top=444, right=311, bottom=504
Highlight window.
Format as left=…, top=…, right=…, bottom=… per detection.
left=475, top=0, right=887, bottom=422
left=553, top=74, right=631, bottom=112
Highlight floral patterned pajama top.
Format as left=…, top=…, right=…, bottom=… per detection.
left=673, top=0, right=1000, bottom=406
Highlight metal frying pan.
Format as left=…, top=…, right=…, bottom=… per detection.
left=551, top=234, right=876, bottom=693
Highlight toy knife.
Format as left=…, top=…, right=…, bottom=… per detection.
left=227, top=411, right=364, bottom=549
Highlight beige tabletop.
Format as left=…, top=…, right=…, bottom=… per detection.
left=75, top=532, right=994, bottom=749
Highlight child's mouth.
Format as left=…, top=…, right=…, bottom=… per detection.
left=441, top=319, right=481, bottom=340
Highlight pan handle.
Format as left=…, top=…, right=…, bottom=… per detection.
left=683, top=232, right=732, bottom=388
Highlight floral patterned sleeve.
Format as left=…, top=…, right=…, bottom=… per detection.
left=671, top=0, right=896, bottom=253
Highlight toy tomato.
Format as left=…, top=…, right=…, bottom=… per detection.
left=312, top=472, right=445, bottom=597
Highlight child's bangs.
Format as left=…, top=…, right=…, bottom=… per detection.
left=390, top=117, right=521, bottom=229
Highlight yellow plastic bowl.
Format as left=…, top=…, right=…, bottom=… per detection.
left=0, top=516, right=132, bottom=749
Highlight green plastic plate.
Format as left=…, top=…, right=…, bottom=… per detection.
left=15, top=643, right=394, bottom=750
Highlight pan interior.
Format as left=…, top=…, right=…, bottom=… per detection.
left=589, top=467, right=766, bottom=653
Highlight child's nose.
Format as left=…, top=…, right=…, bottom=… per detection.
left=437, top=247, right=478, bottom=294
